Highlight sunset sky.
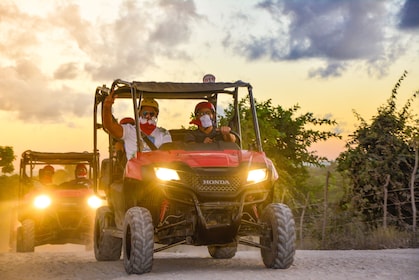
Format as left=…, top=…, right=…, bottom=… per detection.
left=1, top=0, right=418, bottom=172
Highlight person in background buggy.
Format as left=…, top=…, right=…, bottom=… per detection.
left=59, top=163, right=92, bottom=189
left=40, top=165, right=55, bottom=185
left=33, top=165, right=55, bottom=189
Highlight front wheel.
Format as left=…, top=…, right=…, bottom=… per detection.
left=123, top=207, right=154, bottom=275
left=94, top=206, right=122, bottom=261
left=260, top=203, right=296, bottom=269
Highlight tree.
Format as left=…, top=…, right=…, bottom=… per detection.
left=0, top=146, right=15, bottom=174
left=337, top=71, right=418, bottom=229
left=220, top=97, right=341, bottom=206
left=220, top=97, right=342, bottom=248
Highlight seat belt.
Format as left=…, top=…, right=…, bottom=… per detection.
left=141, top=132, right=158, bottom=151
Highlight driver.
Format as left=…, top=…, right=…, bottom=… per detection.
left=36, top=165, right=55, bottom=187
left=185, top=101, right=236, bottom=143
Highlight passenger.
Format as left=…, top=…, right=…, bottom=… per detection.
left=185, top=102, right=236, bottom=144
left=60, top=163, right=92, bottom=189
left=203, top=73, right=216, bottom=83
left=103, top=95, right=172, bottom=159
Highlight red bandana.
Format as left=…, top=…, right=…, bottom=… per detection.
left=140, top=123, right=156, bottom=135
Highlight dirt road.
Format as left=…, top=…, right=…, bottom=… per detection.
left=1, top=200, right=418, bottom=279
left=0, top=245, right=418, bottom=280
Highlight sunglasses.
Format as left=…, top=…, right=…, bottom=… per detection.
left=141, top=111, right=156, bottom=117
left=196, top=111, right=212, bottom=117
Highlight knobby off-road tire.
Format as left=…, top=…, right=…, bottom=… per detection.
left=94, top=206, right=122, bottom=261
left=208, top=245, right=237, bottom=259
left=16, top=219, right=35, bottom=252
left=260, top=203, right=296, bottom=269
left=123, top=207, right=154, bottom=275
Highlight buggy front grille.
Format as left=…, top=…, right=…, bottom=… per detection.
left=181, top=173, right=242, bottom=194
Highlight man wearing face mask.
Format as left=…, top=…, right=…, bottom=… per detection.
left=185, top=101, right=236, bottom=144
left=103, top=95, right=172, bottom=159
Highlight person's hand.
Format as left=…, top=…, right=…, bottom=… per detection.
left=219, top=126, right=231, bottom=136
left=104, top=92, right=117, bottom=107
left=203, top=137, right=214, bottom=143
left=219, top=126, right=236, bottom=143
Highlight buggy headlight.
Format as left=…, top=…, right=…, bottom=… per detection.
left=247, top=169, right=267, bottom=183
left=154, top=167, right=180, bottom=181
left=87, top=195, right=102, bottom=209
left=34, top=194, right=51, bottom=209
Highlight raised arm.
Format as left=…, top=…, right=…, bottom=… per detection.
left=102, top=94, right=123, bottom=139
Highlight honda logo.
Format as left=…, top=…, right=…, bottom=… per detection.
left=202, top=179, right=230, bottom=185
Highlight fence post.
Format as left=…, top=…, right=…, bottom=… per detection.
left=321, top=171, right=330, bottom=248
left=300, top=193, right=310, bottom=249
left=410, top=145, right=418, bottom=234
left=383, top=174, right=390, bottom=229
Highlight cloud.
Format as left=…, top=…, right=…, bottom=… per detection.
left=0, top=0, right=201, bottom=123
left=0, top=59, right=90, bottom=123
left=227, top=0, right=414, bottom=78
left=54, top=63, right=80, bottom=80
left=246, top=0, right=388, bottom=60
left=308, top=62, right=347, bottom=79
left=150, top=0, right=199, bottom=45
left=58, top=0, right=201, bottom=80
left=0, top=2, right=98, bottom=123
left=398, top=0, right=419, bottom=29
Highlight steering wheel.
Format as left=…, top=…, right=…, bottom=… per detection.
left=212, top=129, right=241, bottom=147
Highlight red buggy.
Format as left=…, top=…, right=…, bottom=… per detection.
left=15, top=150, right=102, bottom=252
left=93, top=80, right=296, bottom=274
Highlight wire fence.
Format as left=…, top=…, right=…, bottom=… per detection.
left=290, top=197, right=419, bottom=249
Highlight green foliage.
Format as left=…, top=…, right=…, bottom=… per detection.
left=307, top=163, right=347, bottom=203
left=320, top=222, right=413, bottom=249
left=0, top=174, right=19, bottom=201
left=220, top=97, right=341, bottom=208
left=337, top=71, right=419, bottom=228
left=0, top=146, right=15, bottom=174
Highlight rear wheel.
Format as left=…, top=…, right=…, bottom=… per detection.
left=208, top=244, right=237, bottom=259
left=94, top=206, right=122, bottom=261
left=260, top=203, right=295, bottom=269
left=16, top=219, right=35, bottom=252
left=123, top=207, right=154, bottom=274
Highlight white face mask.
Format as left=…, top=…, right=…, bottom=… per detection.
left=199, top=114, right=213, bottom=128
left=139, top=116, right=157, bottom=125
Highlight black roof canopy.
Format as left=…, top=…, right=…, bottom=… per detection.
left=111, top=80, right=251, bottom=99
left=21, top=150, right=96, bottom=165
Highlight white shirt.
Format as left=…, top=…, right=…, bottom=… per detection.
left=121, top=124, right=172, bottom=159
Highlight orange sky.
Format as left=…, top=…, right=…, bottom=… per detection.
left=1, top=0, right=418, bottom=172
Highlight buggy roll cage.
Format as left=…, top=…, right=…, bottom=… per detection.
left=93, top=79, right=264, bottom=194
left=19, top=150, right=97, bottom=199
